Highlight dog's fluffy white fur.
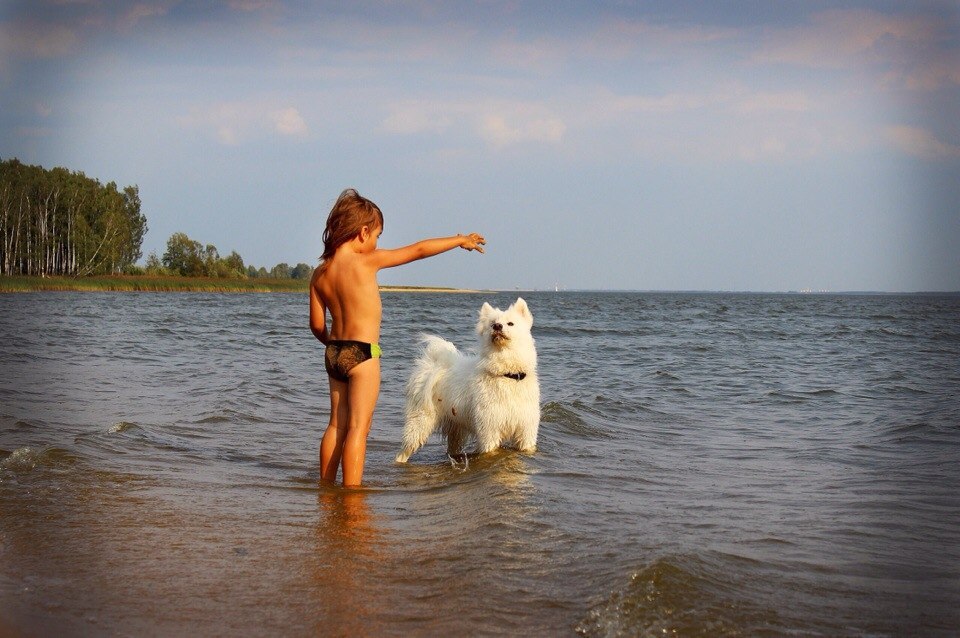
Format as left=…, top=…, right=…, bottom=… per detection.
left=396, top=298, right=540, bottom=463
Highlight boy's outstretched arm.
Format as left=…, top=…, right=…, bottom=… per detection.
left=371, top=233, right=485, bottom=270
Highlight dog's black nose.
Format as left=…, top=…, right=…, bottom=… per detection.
left=492, top=322, right=503, bottom=331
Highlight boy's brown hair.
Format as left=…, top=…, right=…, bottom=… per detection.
left=319, top=189, right=384, bottom=270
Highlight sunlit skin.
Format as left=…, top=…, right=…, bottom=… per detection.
left=310, top=225, right=485, bottom=486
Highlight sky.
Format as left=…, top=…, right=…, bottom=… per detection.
left=1, top=0, right=958, bottom=292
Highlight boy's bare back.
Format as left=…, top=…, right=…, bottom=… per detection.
left=311, top=249, right=382, bottom=345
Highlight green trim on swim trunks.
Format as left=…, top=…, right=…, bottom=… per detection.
left=371, top=343, right=382, bottom=358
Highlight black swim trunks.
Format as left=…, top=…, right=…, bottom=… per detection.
left=324, top=340, right=382, bottom=382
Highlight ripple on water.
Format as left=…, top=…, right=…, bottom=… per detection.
left=540, top=401, right=613, bottom=440
left=575, top=553, right=784, bottom=637
left=0, top=446, right=79, bottom=474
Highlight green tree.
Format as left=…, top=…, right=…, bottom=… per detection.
left=269, top=262, right=291, bottom=279
left=0, top=158, right=147, bottom=276
left=203, top=243, right=220, bottom=276
left=223, top=251, right=245, bottom=277
left=144, top=251, right=170, bottom=275
left=162, top=232, right=204, bottom=276
left=291, top=262, right=313, bottom=280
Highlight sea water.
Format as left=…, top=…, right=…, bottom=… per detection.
left=1, top=291, right=958, bottom=635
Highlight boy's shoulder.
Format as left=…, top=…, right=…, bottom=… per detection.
left=310, top=263, right=325, bottom=285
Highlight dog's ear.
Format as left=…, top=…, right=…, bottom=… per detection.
left=476, top=302, right=495, bottom=334
left=513, top=297, right=532, bottom=324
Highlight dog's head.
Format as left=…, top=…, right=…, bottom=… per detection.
left=476, top=297, right=534, bottom=350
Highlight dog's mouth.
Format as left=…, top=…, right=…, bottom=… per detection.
left=491, top=331, right=509, bottom=345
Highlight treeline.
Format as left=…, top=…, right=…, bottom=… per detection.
left=0, top=158, right=312, bottom=281
left=0, top=159, right=147, bottom=276
left=141, top=231, right=314, bottom=280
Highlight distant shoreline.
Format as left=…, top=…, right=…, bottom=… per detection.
left=0, top=275, right=482, bottom=294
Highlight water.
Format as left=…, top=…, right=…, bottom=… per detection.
left=1, top=290, right=958, bottom=636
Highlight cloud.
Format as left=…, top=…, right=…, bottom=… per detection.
left=612, top=92, right=709, bottom=114
left=582, top=18, right=739, bottom=61
left=0, top=21, right=80, bottom=58
left=227, top=0, right=279, bottom=11
left=1, top=1, right=173, bottom=60
left=756, top=9, right=937, bottom=65
left=179, top=102, right=309, bottom=145
left=380, top=99, right=565, bottom=148
left=587, top=85, right=813, bottom=121
left=479, top=114, right=566, bottom=148
left=886, top=125, right=960, bottom=159
left=381, top=104, right=452, bottom=135
left=488, top=35, right=564, bottom=73
left=753, top=8, right=953, bottom=89
left=891, top=49, right=960, bottom=90
left=733, top=91, right=812, bottom=114
left=270, top=107, right=308, bottom=136
left=117, top=2, right=171, bottom=31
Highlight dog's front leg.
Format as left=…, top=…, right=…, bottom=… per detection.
left=445, top=426, right=467, bottom=458
left=474, top=416, right=502, bottom=455
left=515, top=427, right=538, bottom=454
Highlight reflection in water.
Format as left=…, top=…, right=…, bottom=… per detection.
left=385, top=451, right=553, bottom=632
left=313, top=487, right=386, bottom=635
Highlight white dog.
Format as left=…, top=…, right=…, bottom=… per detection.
left=396, top=298, right=541, bottom=463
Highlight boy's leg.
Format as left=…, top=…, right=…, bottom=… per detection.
left=341, top=358, right=380, bottom=487
left=320, top=377, right=349, bottom=483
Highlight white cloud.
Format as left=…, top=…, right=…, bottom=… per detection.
left=117, top=2, right=172, bottom=31
left=180, top=102, right=309, bottom=145
left=478, top=114, right=566, bottom=148
left=270, top=107, right=308, bottom=137
left=380, top=99, right=565, bottom=148
left=733, top=91, right=812, bottom=114
left=381, top=104, right=452, bottom=135
left=886, top=125, right=960, bottom=159
left=753, top=9, right=947, bottom=75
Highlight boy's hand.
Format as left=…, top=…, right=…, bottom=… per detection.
left=459, top=233, right=486, bottom=253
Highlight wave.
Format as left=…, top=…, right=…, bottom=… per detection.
left=194, top=409, right=269, bottom=425
left=540, top=401, right=613, bottom=440
left=0, top=446, right=78, bottom=474
left=873, top=419, right=960, bottom=445
left=108, top=421, right=139, bottom=433
left=534, top=325, right=639, bottom=338
left=762, top=388, right=840, bottom=404
left=575, top=553, right=783, bottom=637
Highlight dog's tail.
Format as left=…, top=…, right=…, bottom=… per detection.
left=396, top=335, right=458, bottom=463
left=419, top=334, right=459, bottom=368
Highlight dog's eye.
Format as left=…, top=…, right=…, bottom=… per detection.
left=507, top=322, right=514, bottom=326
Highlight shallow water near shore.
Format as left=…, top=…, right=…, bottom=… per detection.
left=1, top=290, right=959, bottom=635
